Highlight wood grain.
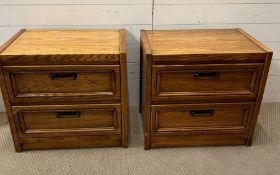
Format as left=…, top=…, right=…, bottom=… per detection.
left=140, top=29, right=272, bottom=149
left=20, top=135, right=122, bottom=150
left=0, top=30, right=121, bottom=64
left=1, top=30, right=120, bottom=55
left=145, top=29, right=266, bottom=55
left=152, top=63, right=263, bottom=102
left=236, top=28, right=272, bottom=53
left=151, top=103, right=255, bottom=135
left=3, top=65, right=120, bottom=101
left=119, top=29, right=128, bottom=148
left=246, top=52, right=273, bottom=145
left=151, top=135, right=247, bottom=148
left=152, top=53, right=267, bottom=64
left=0, top=29, right=26, bottom=152
left=140, top=30, right=153, bottom=149
left=0, top=54, right=120, bottom=65
left=12, top=104, right=121, bottom=137
left=0, top=29, right=128, bottom=151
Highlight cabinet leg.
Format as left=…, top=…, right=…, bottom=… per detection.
left=245, top=138, right=253, bottom=146
left=15, top=144, right=22, bottom=152
left=144, top=133, right=151, bottom=150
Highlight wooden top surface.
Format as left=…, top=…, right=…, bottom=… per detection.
left=0, top=29, right=121, bottom=55
left=142, top=29, right=267, bottom=55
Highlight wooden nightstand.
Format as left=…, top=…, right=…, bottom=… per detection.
left=0, top=29, right=128, bottom=152
left=140, top=29, right=272, bottom=149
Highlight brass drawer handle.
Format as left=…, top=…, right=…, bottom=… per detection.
left=50, top=73, right=77, bottom=80
left=190, top=110, right=214, bottom=117
left=193, top=72, right=219, bottom=79
left=56, top=111, right=81, bottom=118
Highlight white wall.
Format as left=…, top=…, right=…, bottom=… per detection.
left=153, top=0, right=280, bottom=103
left=0, top=0, right=279, bottom=111
left=0, top=0, right=153, bottom=109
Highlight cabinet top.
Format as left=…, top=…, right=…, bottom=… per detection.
left=0, top=29, right=124, bottom=56
left=141, top=29, right=271, bottom=55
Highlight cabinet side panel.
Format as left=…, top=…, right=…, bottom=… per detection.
left=0, top=29, right=25, bottom=152
left=119, top=29, right=128, bottom=148
left=246, top=52, right=272, bottom=145
left=144, top=54, right=152, bottom=150
left=0, top=65, right=22, bottom=152
left=140, top=30, right=152, bottom=150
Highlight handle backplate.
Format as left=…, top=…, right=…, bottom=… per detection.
left=50, top=72, right=77, bottom=80
left=189, top=110, right=214, bottom=117
left=56, top=111, right=81, bottom=118
left=193, top=72, right=219, bottom=79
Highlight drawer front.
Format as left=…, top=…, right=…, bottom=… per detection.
left=12, top=104, right=121, bottom=137
left=151, top=103, right=255, bottom=135
left=152, top=64, right=263, bottom=101
left=3, top=65, right=120, bottom=102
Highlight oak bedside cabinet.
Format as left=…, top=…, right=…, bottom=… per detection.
left=140, top=29, right=272, bottom=149
left=0, top=29, right=128, bottom=152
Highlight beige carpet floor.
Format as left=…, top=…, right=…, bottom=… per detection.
left=0, top=104, right=279, bottom=175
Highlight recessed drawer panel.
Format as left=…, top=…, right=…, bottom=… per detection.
left=3, top=65, right=120, bottom=103
left=12, top=104, right=121, bottom=137
left=151, top=103, right=255, bottom=135
left=152, top=64, right=263, bottom=102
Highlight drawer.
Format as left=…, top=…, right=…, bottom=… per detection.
left=152, top=63, right=263, bottom=102
left=12, top=104, right=121, bottom=137
left=151, top=103, right=255, bottom=135
left=3, top=65, right=120, bottom=103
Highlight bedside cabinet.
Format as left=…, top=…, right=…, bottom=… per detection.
left=140, top=29, right=272, bottom=149
left=0, top=29, right=128, bottom=152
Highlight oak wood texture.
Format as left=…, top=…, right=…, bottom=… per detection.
left=20, top=135, right=122, bottom=150
left=12, top=104, right=121, bottom=137
left=140, top=30, right=152, bottom=149
left=145, top=29, right=265, bottom=55
left=1, top=30, right=120, bottom=55
left=0, top=29, right=128, bottom=151
left=0, top=29, right=25, bottom=152
left=0, top=30, right=121, bottom=65
left=152, top=63, right=263, bottom=102
left=140, top=29, right=272, bottom=149
left=151, top=103, right=255, bottom=135
left=119, top=29, right=128, bottom=147
left=3, top=65, right=120, bottom=102
left=151, top=135, right=247, bottom=148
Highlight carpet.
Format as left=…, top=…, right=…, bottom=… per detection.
left=0, top=104, right=279, bottom=175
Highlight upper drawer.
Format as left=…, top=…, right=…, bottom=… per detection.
left=3, top=65, right=120, bottom=103
left=152, top=63, right=263, bottom=102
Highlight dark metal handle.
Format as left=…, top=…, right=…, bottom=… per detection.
left=193, top=72, right=219, bottom=79
left=190, top=110, right=214, bottom=117
left=50, top=73, right=77, bottom=80
left=56, top=111, right=81, bottom=118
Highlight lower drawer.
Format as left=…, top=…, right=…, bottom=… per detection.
left=12, top=104, right=121, bottom=137
left=151, top=102, right=255, bottom=135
